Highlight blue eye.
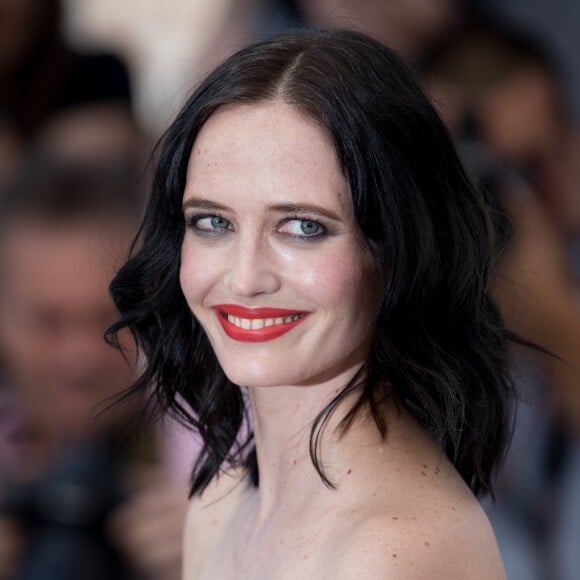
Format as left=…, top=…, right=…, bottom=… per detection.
left=299, top=220, right=321, bottom=235
left=189, top=214, right=232, bottom=233
left=279, top=218, right=326, bottom=239
left=209, top=216, right=230, bottom=229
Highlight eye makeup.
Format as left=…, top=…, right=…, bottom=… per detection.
left=277, top=216, right=329, bottom=240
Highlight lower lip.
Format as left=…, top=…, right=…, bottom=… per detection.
left=214, top=311, right=308, bottom=343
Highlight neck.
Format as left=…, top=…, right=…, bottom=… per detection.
left=247, top=362, right=385, bottom=520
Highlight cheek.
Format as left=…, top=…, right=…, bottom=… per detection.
left=288, top=246, right=379, bottom=319
left=179, top=243, right=217, bottom=308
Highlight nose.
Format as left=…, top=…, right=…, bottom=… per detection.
left=224, top=232, right=281, bottom=297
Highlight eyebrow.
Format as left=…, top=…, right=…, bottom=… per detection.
left=182, top=198, right=342, bottom=221
left=182, top=198, right=229, bottom=212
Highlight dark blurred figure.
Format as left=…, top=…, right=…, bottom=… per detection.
left=469, top=0, right=580, bottom=123
left=0, top=157, right=185, bottom=580
left=0, top=157, right=140, bottom=580
left=201, top=0, right=464, bottom=77
left=424, top=20, right=580, bottom=580
left=423, top=21, right=580, bottom=423
left=258, top=0, right=462, bottom=63
left=0, top=0, right=140, bottom=185
left=424, top=22, right=566, bottom=170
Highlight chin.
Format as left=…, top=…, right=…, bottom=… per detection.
left=222, top=368, right=289, bottom=389
left=218, top=358, right=304, bottom=389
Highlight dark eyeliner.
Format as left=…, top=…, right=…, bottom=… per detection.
left=184, top=213, right=231, bottom=235
left=279, top=215, right=329, bottom=240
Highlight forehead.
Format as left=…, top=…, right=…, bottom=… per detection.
left=184, top=101, right=351, bottom=214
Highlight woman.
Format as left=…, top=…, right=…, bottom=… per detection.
left=109, top=30, right=509, bottom=578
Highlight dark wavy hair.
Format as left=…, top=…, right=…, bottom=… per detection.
left=108, top=29, right=517, bottom=498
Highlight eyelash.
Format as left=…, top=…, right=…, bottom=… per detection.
left=279, top=215, right=328, bottom=240
left=185, top=213, right=329, bottom=241
left=186, top=213, right=232, bottom=236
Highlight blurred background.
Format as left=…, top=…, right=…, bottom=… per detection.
left=0, top=1, right=578, bottom=578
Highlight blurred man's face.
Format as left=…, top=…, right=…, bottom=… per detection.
left=0, top=220, right=136, bottom=439
left=478, top=66, right=563, bottom=165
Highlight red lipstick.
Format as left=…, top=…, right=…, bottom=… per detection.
left=212, top=304, right=310, bottom=343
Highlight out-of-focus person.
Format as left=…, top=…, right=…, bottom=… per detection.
left=185, top=0, right=464, bottom=97
left=469, top=0, right=580, bottom=123
left=258, top=0, right=462, bottom=63
left=0, top=0, right=133, bottom=138
left=0, top=156, right=187, bottom=579
left=0, top=0, right=141, bottom=189
left=423, top=21, right=566, bottom=167
left=424, top=19, right=580, bottom=579
left=423, top=21, right=580, bottom=426
left=536, top=127, right=580, bottom=255
left=63, top=0, right=237, bottom=135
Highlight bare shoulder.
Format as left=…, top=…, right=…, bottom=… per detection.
left=329, top=409, right=506, bottom=579
left=334, top=491, right=505, bottom=580
left=182, top=467, right=248, bottom=580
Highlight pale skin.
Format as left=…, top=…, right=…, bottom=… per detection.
left=179, top=101, right=506, bottom=579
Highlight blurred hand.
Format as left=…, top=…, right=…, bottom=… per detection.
left=108, top=470, right=188, bottom=580
left=493, top=187, right=574, bottom=340
left=0, top=515, right=23, bottom=580
left=493, top=188, right=580, bottom=428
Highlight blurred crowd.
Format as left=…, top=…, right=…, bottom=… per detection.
left=0, top=1, right=578, bottom=579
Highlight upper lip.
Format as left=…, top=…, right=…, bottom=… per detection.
left=212, top=304, right=310, bottom=319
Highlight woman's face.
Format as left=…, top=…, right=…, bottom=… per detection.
left=180, top=102, right=381, bottom=388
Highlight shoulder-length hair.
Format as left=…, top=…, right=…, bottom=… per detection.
left=108, top=29, right=516, bottom=497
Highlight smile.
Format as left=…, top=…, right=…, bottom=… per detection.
left=212, top=304, right=310, bottom=342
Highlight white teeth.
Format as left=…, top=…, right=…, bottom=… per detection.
left=224, top=313, right=304, bottom=329
left=250, top=319, right=265, bottom=330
